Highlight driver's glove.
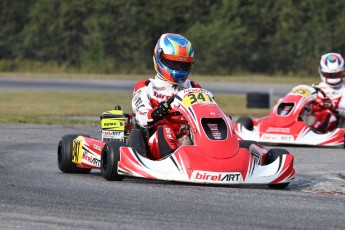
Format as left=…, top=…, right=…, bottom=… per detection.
left=314, top=97, right=334, bottom=110
left=322, top=97, right=334, bottom=110
left=151, top=100, right=171, bottom=122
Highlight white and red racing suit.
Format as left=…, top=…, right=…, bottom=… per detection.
left=131, top=74, right=201, bottom=159
left=310, top=82, right=345, bottom=132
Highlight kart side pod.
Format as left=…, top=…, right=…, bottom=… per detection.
left=100, top=105, right=133, bottom=143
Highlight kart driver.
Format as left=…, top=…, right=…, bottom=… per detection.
left=131, top=33, right=201, bottom=160
left=308, top=52, right=345, bottom=133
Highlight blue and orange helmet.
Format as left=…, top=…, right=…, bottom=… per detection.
left=153, top=33, right=194, bottom=84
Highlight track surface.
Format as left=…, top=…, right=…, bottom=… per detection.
left=0, top=124, right=344, bottom=230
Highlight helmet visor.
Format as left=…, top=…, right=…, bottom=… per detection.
left=161, top=59, right=192, bottom=72
left=160, top=53, right=193, bottom=72
left=321, top=70, right=344, bottom=79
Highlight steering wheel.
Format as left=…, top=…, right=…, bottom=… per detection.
left=166, top=94, right=177, bottom=105
left=312, top=86, right=334, bottom=110
left=313, top=86, right=327, bottom=98
left=164, top=95, right=188, bottom=124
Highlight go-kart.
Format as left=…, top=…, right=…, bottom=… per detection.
left=234, top=85, right=345, bottom=147
left=57, top=88, right=295, bottom=188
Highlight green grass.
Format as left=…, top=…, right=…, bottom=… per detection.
left=0, top=71, right=318, bottom=84
left=0, top=91, right=270, bottom=124
left=0, top=71, right=295, bottom=124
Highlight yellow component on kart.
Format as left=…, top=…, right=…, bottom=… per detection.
left=72, top=136, right=84, bottom=164
left=292, top=87, right=312, bottom=97
left=182, top=92, right=215, bottom=107
left=100, top=109, right=125, bottom=131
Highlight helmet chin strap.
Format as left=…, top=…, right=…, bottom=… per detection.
left=156, top=72, right=185, bottom=86
left=156, top=73, right=181, bottom=88
left=326, top=79, right=343, bottom=89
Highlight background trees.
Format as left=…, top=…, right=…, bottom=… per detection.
left=1, top=0, right=345, bottom=76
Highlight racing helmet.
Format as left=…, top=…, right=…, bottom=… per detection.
left=318, top=52, right=345, bottom=88
left=153, top=33, right=194, bottom=84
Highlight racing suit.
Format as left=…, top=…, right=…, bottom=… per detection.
left=131, top=74, right=201, bottom=160
left=311, top=82, right=345, bottom=132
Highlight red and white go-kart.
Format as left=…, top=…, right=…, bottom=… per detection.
left=57, top=88, right=295, bottom=188
left=235, top=85, right=345, bottom=148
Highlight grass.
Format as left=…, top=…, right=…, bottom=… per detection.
left=0, top=71, right=318, bottom=84
left=1, top=71, right=298, bottom=124
left=0, top=91, right=270, bottom=124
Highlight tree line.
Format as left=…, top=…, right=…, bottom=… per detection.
left=1, top=0, right=345, bottom=76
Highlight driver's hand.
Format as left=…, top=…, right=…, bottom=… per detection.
left=151, top=100, right=171, bottom=121
left=322, top=97, right=334, bottom=109
left=314, top=97, right=334, bottom=110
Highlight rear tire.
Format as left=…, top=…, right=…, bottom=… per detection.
left=236, top=117, right=254, bottom=131
left=57, top=134, right=91, bottom=174
left=264, top=148, right=289, bottom=189
left=101, top=140, right=126, bottom=181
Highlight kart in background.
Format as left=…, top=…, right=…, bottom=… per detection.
left=234, top=85, right=345, bottom=148
left=57, top=88, right=295, bottom=189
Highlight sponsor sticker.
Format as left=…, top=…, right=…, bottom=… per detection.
left=101, top=118, right=125, bottom=131
left=153, top=92, right=170, bottom=100
left=153, top=86, right=166, bottom=91
left=266, top=127, right=291, bottom=133
left=93, top=144, right=101, bottom=151
left=82, top=151, right=101, bottom=167
left=261, top=134, right=294, bottom=142
left=192, top=171, right=242, bottom=183
left=102, top=130, right=124, bottom=139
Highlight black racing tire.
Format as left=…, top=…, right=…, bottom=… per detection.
left=57, top=134, right=91, bottom=174
left=101, top=140, right=126, bottom=181
left=239, top=140, right=258, bottom=150
left=236, top=116, right=254, bottom=131
left=264, top=148, right=290, bottom=189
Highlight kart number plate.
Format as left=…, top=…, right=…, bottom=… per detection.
left=182, top=92, right=214, bottom=107
left=292, top=87, right=312, bottom=97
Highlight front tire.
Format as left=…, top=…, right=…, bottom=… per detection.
left=236, top=116, right=254, bottom=131
left=101, top=140, right=126, bottom=181
left=264, top=148, right=290, bottom=189
left=57, top=134, right=91, bottom=174
left=239, top=140, right=258, bottom=149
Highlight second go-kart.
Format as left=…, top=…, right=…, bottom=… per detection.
left=57, top=88, right=295, bottom=188
left=234, top=85, right=345, bottom=147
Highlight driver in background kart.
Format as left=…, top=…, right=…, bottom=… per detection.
left=308, top=52, right=345, bottom=133
left=131, top=33, right=201, bottom=160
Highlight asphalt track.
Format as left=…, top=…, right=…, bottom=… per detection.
left=0, top=78, right=344, bottom=229
left=0, top=124, right=345, bottom=230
